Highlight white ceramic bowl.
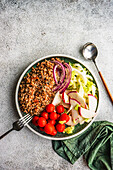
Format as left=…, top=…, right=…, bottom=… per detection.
left=15, top=54, right=100, bottom=140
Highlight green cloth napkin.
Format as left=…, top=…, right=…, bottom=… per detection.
left=52, top=121, right=113, bottom=170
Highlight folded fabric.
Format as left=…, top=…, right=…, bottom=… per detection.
left=52, top=121, right=113, bottom=170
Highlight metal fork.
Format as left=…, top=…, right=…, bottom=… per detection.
left=0, top=114, right=32, bottom=140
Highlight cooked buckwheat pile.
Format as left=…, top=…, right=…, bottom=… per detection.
left=18, top=59, right=57, bottom=116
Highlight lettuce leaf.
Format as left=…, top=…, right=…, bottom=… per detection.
left=63, top=126, right=74, bottom=134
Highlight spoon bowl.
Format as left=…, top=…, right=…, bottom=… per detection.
left=82, top=42, right=98, bottom=61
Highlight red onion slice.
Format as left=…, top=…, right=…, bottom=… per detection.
left=56, top=68, right=61, bottom=77
left=53, top=83, right=62, bottom=91
left=53, top=65, right=59, bottom=84
left=51, top=60, right=65, bottom=84
left=59, top=63, right=72, bottom=94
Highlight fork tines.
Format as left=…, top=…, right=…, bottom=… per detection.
left=19, top=114, right=32, bottom=126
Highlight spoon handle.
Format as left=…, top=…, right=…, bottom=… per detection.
left=93, top=60, right=113, bottom=103
left=99, top=71, right=113, bottom=103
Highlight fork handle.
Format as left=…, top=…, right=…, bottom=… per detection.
left=0, top=128, right=14, bottom=140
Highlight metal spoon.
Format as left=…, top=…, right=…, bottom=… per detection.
left=82, top=42, right=113, bottom=103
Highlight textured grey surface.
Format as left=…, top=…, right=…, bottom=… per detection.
left=0, top=0, right=113, bottom=169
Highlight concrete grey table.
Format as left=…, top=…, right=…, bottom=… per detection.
left=0, top=0, right=113, bottom=169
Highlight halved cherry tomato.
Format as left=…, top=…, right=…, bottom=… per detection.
left=32, top=116, right=39, bottom=126
left=48, top=119, right=56, bottom=125
left=38, top=117, right=46, bottom=127
left=49, top=112, right=58, bottom=120
left=41, top=111, right=49, bottom=120
left=56, top=123, right=65, bottom=132
left=56, top=105, right=64, bottom=114
left=51, top=129, right=57, bottom=136
left=44, top=123, right=55, bottom=134
left=46, top=104, right=55, bottom=113
left=59, top=113, right=70, bottom=123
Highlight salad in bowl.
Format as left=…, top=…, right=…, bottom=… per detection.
left=16, top=54, right=99, bottom=140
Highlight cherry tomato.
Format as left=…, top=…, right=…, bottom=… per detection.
left=48, top=119, right=56, bottom=125
left=59, top=113, right=70, bottom=123
left=38, top=117, right=46, bottom=127
left=41, top=111, right=49, bottom=120
left=44, top=123, right=55, bottom=134
left=56, top=105, right=64, bottom=114
left=46, top=104, right=55, bottom=113
left=40, top=127, right=44, bottom=131
left=49, top=112, right=58, bottom=120
left=57, top=114, right=60, bottom=120
left=51, top=129, right=57, bottom=136
left=56, top=123, right=65, bottom=132
left=32, top=116, right=39, bottom=126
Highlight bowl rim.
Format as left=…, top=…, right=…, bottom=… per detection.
left=15, top=54, right=100, bottom=140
